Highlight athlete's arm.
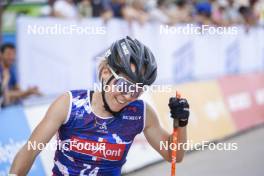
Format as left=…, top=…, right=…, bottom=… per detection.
left=143, top=103, right=187, bottom=162
left=9, top=93, right=70, bottom=175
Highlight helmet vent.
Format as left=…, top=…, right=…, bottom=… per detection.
left=141, top=63, right=147, bottom=75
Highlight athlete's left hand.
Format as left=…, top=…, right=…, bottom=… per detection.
left=168, top=97, right=190, bottom=127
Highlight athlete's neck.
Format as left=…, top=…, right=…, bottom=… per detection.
left=91, top=91, right=113, bottom=118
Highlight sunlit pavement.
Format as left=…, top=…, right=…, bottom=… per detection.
left=125, top=126, right=264, bottom=176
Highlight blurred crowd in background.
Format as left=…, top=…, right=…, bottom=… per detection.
left=40, top=0, right=264, bottom=26
left=0, top=43, right=41, bottom=108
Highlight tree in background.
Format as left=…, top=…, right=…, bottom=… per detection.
left=0, top=0, right=13, bottom=45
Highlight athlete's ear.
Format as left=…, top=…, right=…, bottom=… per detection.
left=100, top=66, right=111, bottom=82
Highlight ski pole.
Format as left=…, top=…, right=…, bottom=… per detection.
left=171, top=91, right=181, bottom=176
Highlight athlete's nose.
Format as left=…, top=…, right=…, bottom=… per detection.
left=122, top=93, right=134, bottom=101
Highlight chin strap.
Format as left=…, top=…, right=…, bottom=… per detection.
left=101, top=77, right=120, bottom=116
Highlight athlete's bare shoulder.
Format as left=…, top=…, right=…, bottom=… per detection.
left=45, top=92, right=71, bottom=125
left=144, top=101, right=160, bottom=131
left=23, top=92, right=71, bottom=154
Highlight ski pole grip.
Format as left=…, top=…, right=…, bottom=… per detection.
left=173, top=91, right=181, bottom=128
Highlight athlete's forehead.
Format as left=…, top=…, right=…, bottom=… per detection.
left=116, top=64, right=137, bottom=84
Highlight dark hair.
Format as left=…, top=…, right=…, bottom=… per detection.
left=175, top=0, right=186, bottom=7
left=0, top=43, right=15, bottom=53
left=238, top=6, right=250, bottom=16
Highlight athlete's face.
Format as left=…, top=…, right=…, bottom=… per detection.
left=101, top=64, right=142, bottom=112
left=2, top=48, right=15, bottom=67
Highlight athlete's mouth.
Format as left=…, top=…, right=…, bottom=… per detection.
left=115, top=97, right=126, bottom=105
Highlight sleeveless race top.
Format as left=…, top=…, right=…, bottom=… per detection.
left=52, top=90, right=145, bottom=176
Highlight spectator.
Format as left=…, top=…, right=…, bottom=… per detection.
left=53, top=0, right=79, bottom=18
left=0, top=58, right=9, bottom=108
left=91, top=0, right=113, bottom=21
left=239, top=5, right=258, bottom=26
left=249, top=0, right=261, bottom=24
left=122, top=0, right=150, bottom=24
left=194, top=1, right=213, bottom=25
left=0, top=43, right=41, bottom=107
left=211, top=0, right=229, bottom=25
left=79, top=0, right=128, bottom=20
left=78, top=0, right=93, bottom=18
left=92, top=0, right=127, bottom=19
left=0, top=57, right=3, bottom=108
left=148, top=0, right=173, bottom=24
left=111, top=0, right=127, bottom=18
left=253, top=0, right=264, bottom=25
left=171, top=0, right=193, bottom=24
left=40, top=0, right=57, bottom=16
left=224, top=0, right=244, bottom=24
left=0, top=47, right=11, bottom=107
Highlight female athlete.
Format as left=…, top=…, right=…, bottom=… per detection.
left=10, top=36, right=189, bottom=176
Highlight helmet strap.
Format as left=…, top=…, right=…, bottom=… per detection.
left=101, top=76, right=120, bottom=116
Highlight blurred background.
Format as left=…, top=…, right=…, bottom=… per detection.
left=0, top=0, right=264, bottom=175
